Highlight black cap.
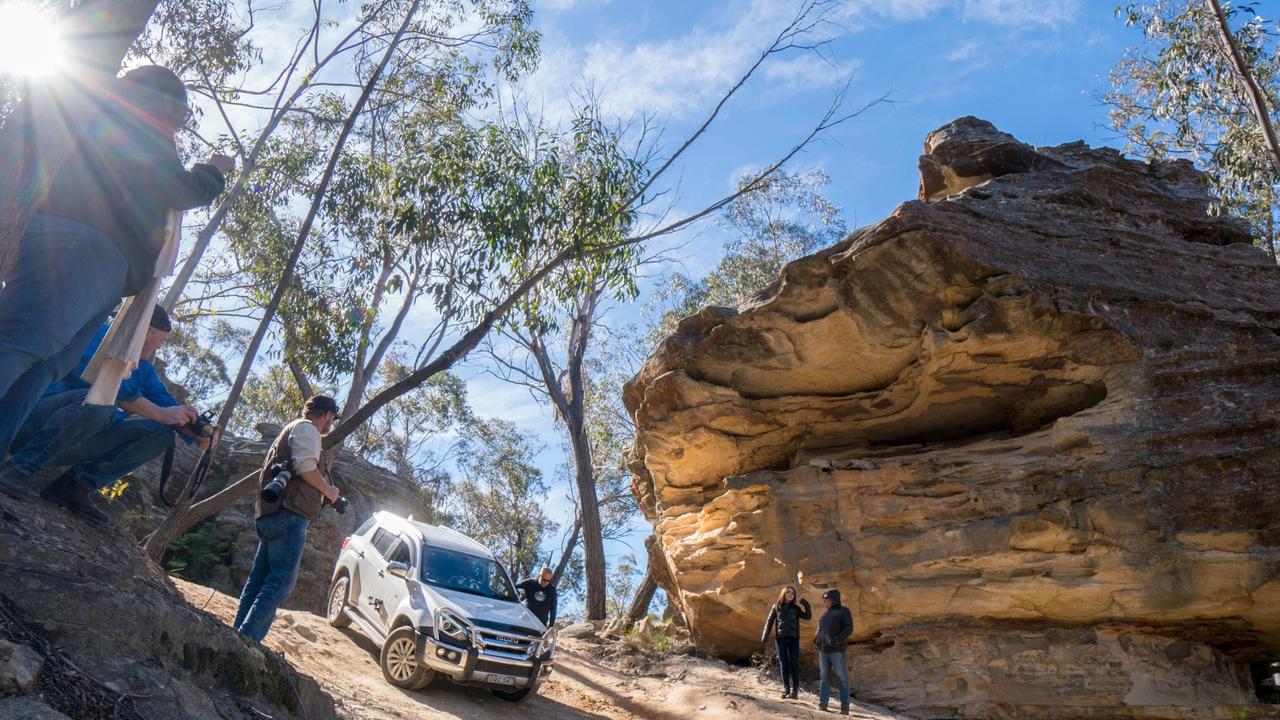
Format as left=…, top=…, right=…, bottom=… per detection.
left=822, top=589, right=841, bottom=604
left=150, top=305, right=172, bottom=332
left=304, top=395, right=340, bottom=417
left=121, top=65, right=188, bottom=101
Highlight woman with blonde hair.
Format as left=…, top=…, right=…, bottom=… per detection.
left=760, top=585, right=811, bottom=699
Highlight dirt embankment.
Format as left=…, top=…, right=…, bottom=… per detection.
left=175, top=579, right=908, bottom=720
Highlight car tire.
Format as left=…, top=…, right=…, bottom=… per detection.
left=380, top=626, right=435, bottom=690
left=491, top=686, right=534, bottom=703
left=326, top=574, right=352, bottom=629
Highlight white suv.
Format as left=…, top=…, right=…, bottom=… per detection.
left=325, top=511, right=556, bottom=702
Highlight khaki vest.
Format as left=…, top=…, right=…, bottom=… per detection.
left=255, top=418, right=331, bottom=522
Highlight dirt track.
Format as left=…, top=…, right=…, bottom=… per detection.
left=174, top=579, right=907, bottom=720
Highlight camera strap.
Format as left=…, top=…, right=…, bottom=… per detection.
left=157, top=433, right=178, bottom=507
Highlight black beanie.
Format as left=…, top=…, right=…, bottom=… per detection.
left=822, top=588, right=841, bottom=604
left=150, top=305, right=172, bottom=332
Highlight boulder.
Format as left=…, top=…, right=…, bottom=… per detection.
left=0, top=639, right=42, bottom=694
left=0, top=697, right=72, bottom=720
left=626, top=118, right=1280, bottom=718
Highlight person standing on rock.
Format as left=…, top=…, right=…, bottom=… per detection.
left=814, top=588, right=853, bottom=715
left=516, top=566, right=559, bottom=628
left=233, top=395, right=342, bottom=642
left=0, top=66, right=231, bottom=459
left=761, top=585, right=811, bottom=699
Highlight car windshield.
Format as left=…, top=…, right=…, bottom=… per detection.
left=419, top=545, right=517, bottom=601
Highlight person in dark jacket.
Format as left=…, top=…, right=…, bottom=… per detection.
left=761, top=585, right=811, bottom=699
left=0, top=65, right=232, bottom=465
left=515, top=567, right=558, bottom=627
left=813, top=588, right=853, bottom=714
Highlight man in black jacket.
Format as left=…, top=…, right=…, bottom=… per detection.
left=515, top=567, right=558, bottom=628
left=813, top=588, right=853, bottom=714
left=0, top=65, right=232, bottom=462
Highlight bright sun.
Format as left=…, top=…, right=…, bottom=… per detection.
left=0, top=4, right=64, bottom=77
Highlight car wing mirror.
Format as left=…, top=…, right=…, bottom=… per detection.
left=387, top=561, right=410, bottom=579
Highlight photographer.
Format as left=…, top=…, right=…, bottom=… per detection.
left=0, top=306, right=213, bottom=524
left=233, top=395, right=341, bottom=642
left=0, top=65, right=232, bottom=458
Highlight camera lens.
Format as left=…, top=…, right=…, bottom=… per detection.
left=261, top=475, right=287, bottom=503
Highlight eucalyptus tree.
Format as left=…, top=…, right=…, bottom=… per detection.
left=648, top=167, right=847, bottom=342
left=448, top=417, right=553, bottom=582
left=1106, top=1, right=1280, bottom=257
left=145, top=0, right=879, bottom=560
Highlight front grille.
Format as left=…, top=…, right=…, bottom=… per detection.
left=475, top=626, right=539, bottom=655
left=475, top=659, right=531, bottom=678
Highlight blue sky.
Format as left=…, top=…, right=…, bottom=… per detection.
left=445, top=0, right=1144, bottom=613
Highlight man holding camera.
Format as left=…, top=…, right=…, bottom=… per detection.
left=0, top=306, right=213, bottom=524
left=233, top=395, right=342, bottom=642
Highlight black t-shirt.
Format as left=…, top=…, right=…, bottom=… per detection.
left=515, top=577, right=557, bottom=626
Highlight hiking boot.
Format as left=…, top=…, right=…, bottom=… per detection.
left=0, top=465, right=38, bottom=501
left=780, top=688, right=791, bottom=699
left=41, top=472, right=108, bottom=526
left=789, top=690, right=799, bottom=699
left=840, top=708, right=849, bottom=716
left=818, top=704, right=828, bottom=713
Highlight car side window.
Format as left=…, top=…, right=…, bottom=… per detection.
left=387, top=539, right=410, bottom=566
left=371, top=528, right=397, bottom=557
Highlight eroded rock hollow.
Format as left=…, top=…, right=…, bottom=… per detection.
left=625, top=117, right=1280, bottom=719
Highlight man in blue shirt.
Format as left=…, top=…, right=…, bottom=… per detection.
left=0, top=306, right=214, bottom=524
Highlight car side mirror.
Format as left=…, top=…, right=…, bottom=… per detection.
left=387, top=561, right=409, bottom=579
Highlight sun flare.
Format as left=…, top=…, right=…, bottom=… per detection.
left=0, top=4, right=64, bottom=77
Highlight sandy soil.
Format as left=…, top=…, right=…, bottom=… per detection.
left=174, top=580, right=909, bottom=720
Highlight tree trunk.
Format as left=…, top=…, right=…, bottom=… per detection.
left=569, top=417, right=608, bottom=621
left=0, top=0, right=161, bottom=279
left=143, top=1, right=422, bottom=561
left=552, top=516, right=581, bottom=584
left=625, top=570, right=658, bottom=625
left=1206, top=0, right=1280, bottom=175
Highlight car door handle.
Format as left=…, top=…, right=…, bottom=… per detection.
left=358, top=551, right=365, bottom=558
left=378, top=569, right=385, bottom=577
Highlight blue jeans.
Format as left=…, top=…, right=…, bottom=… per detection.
left=776, top=635, right=800, bottom=691
left=819, top=650, right=849, bottom=709
left=0, top=215, right=125, bottom=455
left=10, top=388, right=174, bottom=489
left=234, top=510, right=309, bottom=642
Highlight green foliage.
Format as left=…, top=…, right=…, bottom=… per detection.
left=605, top=552, right=641, bottom=617
left=1106, top=1, right=1280, bottom=254
left=448, top=418, right=554, bottom=582
left=648, top=168, right=847, bottom=343
left=155, top=324, right=232, bottom=406
left=231, top=365, right=307, bottom=436
left=164, top=521, right=232, bottom=582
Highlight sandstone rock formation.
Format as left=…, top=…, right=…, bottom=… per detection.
left=626, top=117, right=1280, bottom=719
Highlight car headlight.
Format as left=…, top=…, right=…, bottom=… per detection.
left=530, top=625, right=557, bottom=659
left=434, top=609, right=472, bottom=645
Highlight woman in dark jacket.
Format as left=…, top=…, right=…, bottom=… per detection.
left=760, top=585, right=811, bottom=699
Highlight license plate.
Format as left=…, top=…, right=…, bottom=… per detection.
left=486, top=673, right=518, bottom=686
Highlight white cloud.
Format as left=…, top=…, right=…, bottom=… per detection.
left=538, top=0, right=612, bottom=12
left=962, top=0, right=1080, bottom=27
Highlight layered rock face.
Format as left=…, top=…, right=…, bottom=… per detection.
left=625, top=117, right=1280, bottom=719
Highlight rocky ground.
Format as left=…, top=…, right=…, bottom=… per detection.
left=176, top=578, right=908, bottom=720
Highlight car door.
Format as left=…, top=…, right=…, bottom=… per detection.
left=365, top=532, right=412, bottom=632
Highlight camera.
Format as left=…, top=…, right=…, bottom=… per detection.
left=185, top=409, right=217, bottom=438
left=261, top=459, right=292, bottom=504
left=261, top=458, right=348, bottom=513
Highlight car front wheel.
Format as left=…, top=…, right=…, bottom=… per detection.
left=326, top=574, right=352, bottom=629
left=380, top=626, right=435, bottom=690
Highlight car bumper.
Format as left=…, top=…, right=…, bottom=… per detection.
left=417, top=633, right=554, bottom=690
